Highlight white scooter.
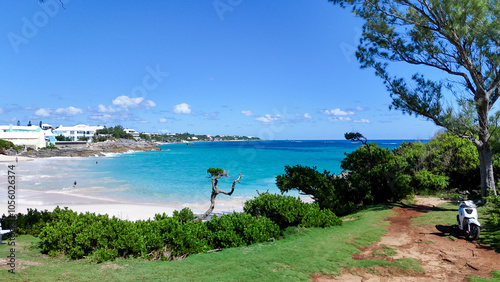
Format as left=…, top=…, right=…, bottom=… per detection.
left=457, top=196, right=481, bottom=240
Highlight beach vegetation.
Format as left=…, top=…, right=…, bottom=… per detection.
left=31, top=206, right=282, bottom=262
left=4, top=195, right=343, bottom=263
left=276, top=165, right=357, bottom=215
left=95, top=125, right=134, bottom=140
left=40, top=143, right=57, bottom=150
left=244, top=193, right=342, bottom=229
left=55, top=134, right=71, bottom=141
left=206, top=212, right=280, bottom=249
left=277, top=132, right=498, bottom=216
left=330, top=0, right=500, bottom=198
left=0, top=138, right=22, bottom=153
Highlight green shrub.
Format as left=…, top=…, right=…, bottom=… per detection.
left=162, top=219, right=211, bottom=258
left=172, top=208, right=195, bottom=223
left=413, top=169, right=449, bottom=194
left=244, top=194, right=308, bottom=229
left=243, top=194, right=342, bottom=229
left=342, top=143, right=413, bottom=204
left=300, top=205, right=343, bottom=228
left=206, top=212, right=280, bottom=248
left=38, top=207, right=145, bottom=261
left=1, top=208, right=53, bottom=236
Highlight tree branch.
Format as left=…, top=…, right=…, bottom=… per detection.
left=193, top=173, right=243, bottom=223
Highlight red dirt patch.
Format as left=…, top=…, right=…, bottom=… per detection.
left=311, top=196, right=500, bottom=281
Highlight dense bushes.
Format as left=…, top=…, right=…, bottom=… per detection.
left=4, top=192, right=341, bottom=263
left=395, top=134, right=481, bottom=194
left=1, top=208, right=53, bottom=236
left=38, top=207, right=144, bottom=261
left=18, top=196, right=338, bottom=263
left=276, top=165, right=358, bottom=216
left=341, top=143, right=413, bottom=203
left=36, top=207, right=279, bottom=262
left=206, top=212, right=280, bottom=248
left=244, top=194, right=342, bottom=229
left=0, top=139, right=22, bottom=153
left=276, top=132, right=492, bottom=217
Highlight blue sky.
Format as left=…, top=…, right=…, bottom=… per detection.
left=0, top=0, right=441, bottom=140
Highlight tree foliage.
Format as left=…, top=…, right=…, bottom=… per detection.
left=329, top=0, right=500, bottom=197
left=276, top=165, right=357, bottom=215
left=55, top=134, right=71, bottom=141
left=96, top=125, right=133, bottom=140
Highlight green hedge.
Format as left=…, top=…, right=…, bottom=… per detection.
left=4, top=194, right=341, bottom=263
left=243, top=194, right=342, bottom=229
left=34, top=207, right=282, bottom=262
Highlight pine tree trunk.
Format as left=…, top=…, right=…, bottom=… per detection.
left=477, top=143, right=497, bottom=197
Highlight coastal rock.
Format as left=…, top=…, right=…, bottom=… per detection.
left=20, top=139, right=161, bottom=158
left=4, top=148, right=18, bottom=156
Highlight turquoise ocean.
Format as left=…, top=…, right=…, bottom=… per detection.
left=18, top=140, right=414, bottom=206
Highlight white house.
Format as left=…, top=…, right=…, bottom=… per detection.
left=53, top=124, right=104, bottom=142
left=124, top=128, right=140, bottom=140
left=0, top=125, right=46, bottom=149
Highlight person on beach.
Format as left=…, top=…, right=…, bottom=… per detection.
left=15, top=157, right=18, bottom=163
left=73, top=181, right=77, bottom=187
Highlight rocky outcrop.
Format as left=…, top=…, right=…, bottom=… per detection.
left=20, top=139, right=161, bottom=158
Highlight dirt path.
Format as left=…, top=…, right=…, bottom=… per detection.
left=312, top=196, right=500, bottom=281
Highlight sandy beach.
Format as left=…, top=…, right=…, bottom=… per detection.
left=0, top=154, right=33, bottom=163
left=11, top=188, right=248, bottom=221
left=1, top=154, right=248, bottom=221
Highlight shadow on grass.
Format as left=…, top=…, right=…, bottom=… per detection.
left=480, top=218, right=500, bottom=253
left=393, top=201, right=456, bottom=214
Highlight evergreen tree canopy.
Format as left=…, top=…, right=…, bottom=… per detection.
left=329, top=0, right=500, bottom=197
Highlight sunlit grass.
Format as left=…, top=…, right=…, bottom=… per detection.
left=0, top=204, right=423, bottom=281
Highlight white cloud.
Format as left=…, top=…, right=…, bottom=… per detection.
left=329, top=117, right=351, bottom=122
left=322, top=108, right=355, bottom=116
left=173, top=103, right=191, bottom=114
left=159, top=118, right=167, bottom=123
left=0, top=108, right=3, bottom=115
left=143, top=100, right=156, bottom=108
left=354, top=119, right=371, bottom=123
left=113, top=95, right=144, bottom=107
left=97, top=104, right=117, bottom=113
left=355, top=106, right=364, bottom=111
left=256, top=114, right=282, bottom=123
left=112, top=95, right=156, bottom=109
left=35, top=108, right=51, bottom=117
left=304, top=113, right=312, bottom=119
left=241, top=110, right=254, bottom=117
left=55, top=106, right=83, bottom=116
left=90, top=114, right=115, bottom=123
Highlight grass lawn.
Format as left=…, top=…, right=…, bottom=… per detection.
left=4, top=198, right=500, bottom=281
left=0, top=204, right=427, bottom=281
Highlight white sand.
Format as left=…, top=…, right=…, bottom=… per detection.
left=0, top=154, right=33, bottom=163
left=8, top=188, right=248, bottom=221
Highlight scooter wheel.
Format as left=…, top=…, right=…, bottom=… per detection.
left=464, top=221, right=480, bottom=240
left=469, top=224, right=480, bottom=241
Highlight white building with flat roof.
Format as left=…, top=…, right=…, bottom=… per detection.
left=53, top=124, right=104, bottom=142
left=0, top=125, right=46, bottom=149
left=124, top=129, right=140, bottom=140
